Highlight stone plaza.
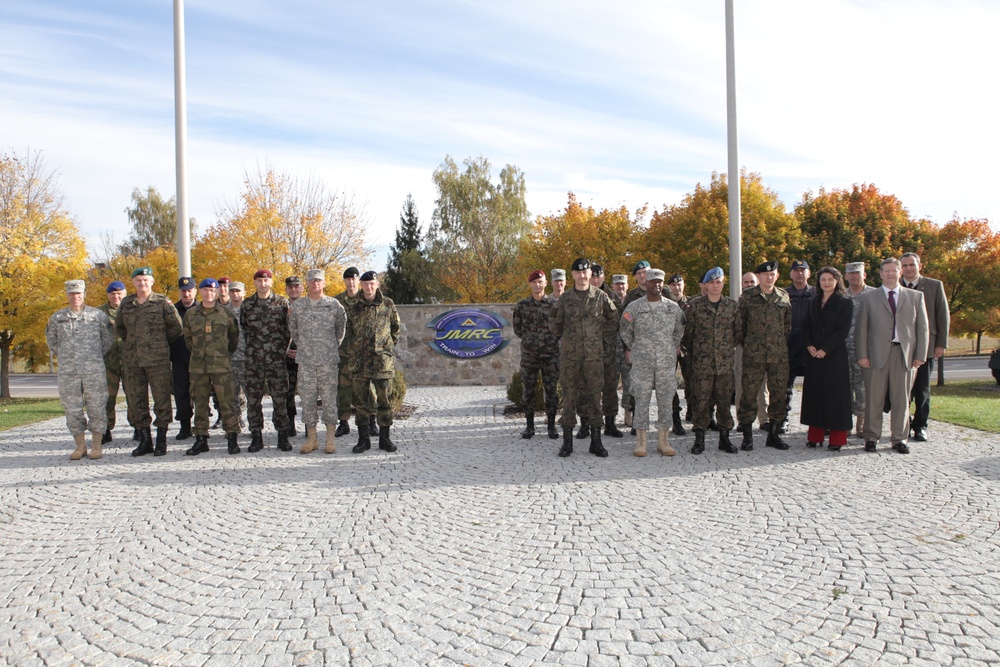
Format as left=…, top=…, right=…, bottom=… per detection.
left=1, top=386, right=999, bottom=666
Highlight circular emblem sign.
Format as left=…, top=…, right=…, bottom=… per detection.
left=427, top=308, right=511, bottom=359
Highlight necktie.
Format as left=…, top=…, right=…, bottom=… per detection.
left=888, top=290, right=897, bottom=341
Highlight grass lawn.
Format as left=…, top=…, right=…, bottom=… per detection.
left=930, top=380, right=1000, bottom=433
left=0, top=398, right=65, bottom=432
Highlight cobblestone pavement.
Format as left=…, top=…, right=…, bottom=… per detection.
left=2, top=387, right=999, bottom=667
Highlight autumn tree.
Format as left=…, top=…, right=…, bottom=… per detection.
left=645, top=171, right=800, bottom=284
left=383, top=194, right=433, bottom=303
left=426, top=155, right=531, bottom=303
left=0, top=150, right=88, bottom=396
left=194, top=164, right=372, bottom=286
left=521, top=192, right=646, bottom=278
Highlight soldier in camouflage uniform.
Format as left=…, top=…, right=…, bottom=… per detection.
left=620, top=269, right=684, bottom=457
left=666, top=273, right=691, bottom=436
left=227, top=281, right=248, bottom=428
left=512, top=269, right=560, bottom=440
left=682, top=267, right=740, bottom=455
left=46, top=280, right=115, bottom=460
left=116, top=267, right=184, bottom=457
left=240, top=269, right=293, bottom=452
left=346, top=271, right=400, bottom=454
left=182, top=278, right=241, bottom=456
left=619, top=260, right=650, bottom=431
left=550, top=269, right=566, bottom=302
left=735, top=260, right=792, bottom=451
left=844, top=261, right=874, bottom=436
left=334, top=267, right=378, bottom=438
left=549, top=258, right=617, bottom=458
left=283, top=275, right=303, bottom=436
left=586, top=264, right=623, bottom=438
left=290, top=269, right=347, bottom=455
left=98, top=280, right=134, bottom=445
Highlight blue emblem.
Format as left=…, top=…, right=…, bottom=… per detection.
left=427, top=309, right=510, bottom=359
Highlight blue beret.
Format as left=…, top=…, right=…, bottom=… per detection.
left=199, top=278, right=219, bottom=289
left=106, top=281, right=126, bottom=293
left=701, top=267, right=724, bottom=283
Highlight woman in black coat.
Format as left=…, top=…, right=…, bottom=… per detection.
left=800, top=267, right=854, bottom=450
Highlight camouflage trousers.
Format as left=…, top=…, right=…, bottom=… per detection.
left=230, top=360, right=248, bottom=422
left=105, top=367, right=134, bottom=431
left=124, top=363, right=174, bottom=429
left=689, top=371, right=735, bottom=431
left=629, top=360, right=677, bottom=431
left=352, top=377, right=393, bottom=427
left=559, top=358, right=603, bottom=428
left=58, top=373, right=109, bottom=436
left=847, top=340, right=866, bottom=416
left=520, top=356, right=559, bottom=416
left=738, top=361, right=789, bottom=426
left=171, top=362, right=193, bottom=422
left=338, top=357, right=375, bottom=421
left=601, top=344, right=619, bottom=417
left=618, top=342, right=634, bottom=413
left=734, top=346, right=769, bottom=424
left=299, top=363, right=339, bottom=427
left=190, top=371, right=240, bottom=435
left=245, top=361, right=290, bottom=433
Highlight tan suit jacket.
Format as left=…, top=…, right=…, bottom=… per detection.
left=855, top=286, right=929, bottom=369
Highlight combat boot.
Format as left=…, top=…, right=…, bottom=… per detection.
left=300, top=426, right=318, bottom=454
left=657, top=429, right=676, bottom=456
left=101, top=429, right=113, bottom=445
left=634, top=430, right=648, bottom=457
left=604, top=415, right=623, bottom=438
left=185, top=435, right=209, bottom=456
left=70, top=433, right=87, bottom=460
left=132, top=427, right=140, bottom=442
left=691, top=430, right=705, bottom=455
left=855, top=415, right=865, bottom=437
left=153, top=427, right=168, bottom=456
left=368, top=415, right=379, bottom=437
left=589, top=429, right=608, bottom=457
left=623, top=407, right=633, bottom=428
left=353, top=424, right=371, bottom=454
left=521, top=411, right=535, bottom=440
left=227, top=432, right=240, bottom=454
left=546, top=412, right=559, bottom=439
left=277, top=430, right=293, bottom=451
left=132, top=428, right=153, bottom=456
left=740, top=423, right=754, bottom=451
left=335, top=419, right=350, bottom=437
left=378, top=425, right=397, bottom=452
left=708, top=419, right=719, bottom=431
left=324, top=428, right=336, bottom=454
left=575, top=421, right=590, bottom=439
left=558, top=429, right=573, bottom=457
left=248, top=431, right=264, bottom=453
left=89, top=431, right=103, bottom=459
left=671, top=410, right=686, bottom=436
left=766, top=425, right=790, bottom=450
left=176, top=419, right=193, bottom=441
left=718, top=429, right=738, bottom=454
left=286, top=410, right=297, bottom=437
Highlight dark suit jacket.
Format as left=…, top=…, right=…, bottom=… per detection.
left=855, top=286, right=929, bottom=370
left=905, top=276, right=949, bottom=351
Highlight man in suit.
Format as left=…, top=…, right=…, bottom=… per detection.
left=900, top=252, right=950, bottom=442
left=855, top=257, right=929, bottom=454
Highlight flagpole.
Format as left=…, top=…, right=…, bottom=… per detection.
left=174, top=0, right=192, bottom=277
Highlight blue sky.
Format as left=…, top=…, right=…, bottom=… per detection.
left=3, top=0, right=998, bottom=270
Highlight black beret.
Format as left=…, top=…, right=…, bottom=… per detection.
left=571, top=257, right=591, bottom=271
left=667, top=273, right=683, bottom=284
left=360, top=270, right=378, bottom=282
left=591, top=263, right=604, bottom=276
left=755, top=260, right=778, bottom=273
left=343, top=267, right=360, bottom=279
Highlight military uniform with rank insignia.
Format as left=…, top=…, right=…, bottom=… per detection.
left=512, top=269, right=560, bottom=440
left=618, top=260, right=650, bottom=430
left=591, top=264, right=624, bottom=439
left=98, top=280, right=134, bottom=445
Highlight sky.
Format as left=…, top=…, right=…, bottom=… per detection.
left=2, top=0, right=998, bottom=271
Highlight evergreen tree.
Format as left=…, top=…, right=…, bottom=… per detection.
left=384, top=194, right=431, bottom=303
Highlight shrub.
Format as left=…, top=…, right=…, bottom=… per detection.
left=390, top=369, right=407, bottom=412
left=506, top=369, right=560, bottom=412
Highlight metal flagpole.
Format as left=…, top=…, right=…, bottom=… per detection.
left=174, top=0, right=192, bottom=277
left=726, top=0, right=742, bottom=299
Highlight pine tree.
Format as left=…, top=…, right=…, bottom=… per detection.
left=384, top=194, right=431, bottom=303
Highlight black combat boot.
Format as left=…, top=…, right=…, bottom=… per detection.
left=277, top=430, right=293, bottom=451
left=185, top=435, right=209, bottom=456
left=248, top=431, right=264, bottom=453
left=335, top=419, right=350, bottom=437
left=368, top=415, right=379, bottom=437
left=558, top=429, right=573, bottom=457
left=740, top=423, right=754, bottom=451
left=719, top=429, right=738, bottom=454
left=766, top=425, right=790, bottom=450
left=546, top=412, right=559, bottom=439
left=227, top=432, right=240, bottom=454
left=131, top=427, right=154, bottom=456
left=353, top=424, right=371, bottom=453
left=603, top=415, right=623, bottom=438
left=708, top=419, right=719, bottom=431
left=102, top=429, right=113, bottom=445
left=132, top=428, right=140, bottom=442
left=176, top=419, right=193, bottom=441
left=672, top=410, right=686, bottom=436
left=153, top=427, right=168, bottom=456
left=521, top=411, right=535, bottom=439
left=378, top=425, right=396, bottom=452
left=575, top=421, right=590, bottom=439
left=691, top=430, right=706, bottom=455
left=286, top=407, right=297, bottom=437
left=589, top=429, right=608, bottom=458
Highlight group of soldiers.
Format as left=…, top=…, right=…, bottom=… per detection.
left=45, top=266, right=401, bottom=460
left=513, top=253, right=949, bottom=458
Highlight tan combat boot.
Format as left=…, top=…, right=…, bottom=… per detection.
left=88, top=431, right=103, bottom=459
left=855, top=415, right=865, bottom=437
left=300, top=426, right=318, bottom=454
left=324, top=428, right=336, bottom=454
left=70, top=433, right=87, bottom=460
left=657, top=429, right=676, bottom=456
left=634, top=430, right=647, bottom=457
left=624, top=408, right=633, bottom=427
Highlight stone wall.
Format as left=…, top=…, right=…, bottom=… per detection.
left=394, top=303, right=521, bottom=386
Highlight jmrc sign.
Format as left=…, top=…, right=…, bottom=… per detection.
left=427, top=308, right=510, bottom=359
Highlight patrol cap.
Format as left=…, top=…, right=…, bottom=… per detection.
left=178, top=277, right=196, bottom=290
left=285, top=275, right=302, bottom=286
left=360, top=270, right=378, bottom=282
left=131, top=267, right=153, bottom=278
left=306, top=269, right=325, bottom=281
left=667, top=273, right=684, bottom=285
left=106, top=281, right=126, bottom=293
left=755, top=260, right=778, bottom=273
left=217, top=276, right=230, bottom=285
left=551, top=269, right=566, bottom=281
left=343, top=266, right=360, bottom=279
left=646, top=269, right=666, bottom=282
left=253, top=269, right=273, bottom=279
left=528, top=269, right=545, bottom=282
left=790, top=259, right=809, bottom=271
left=199, top=278, right=218, bottom=289
left=632, top=260, right=650, bottom=275
left=229, top=281, right=245, bottom=292
left=612, top=274, right=627, bottom=285
left=571, top=258, right=590, bottom=271
left=845, top=262, right=865, bottom=274
left=64, top=280, right=85, bottom=293
left=701, top=267, right=725, bottom=283
left=591, top=263, right=604, bottom=276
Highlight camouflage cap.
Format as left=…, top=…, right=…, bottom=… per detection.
left=229, top=281, right=245, bottom=292
left=845, top=262, right=865, bottom=274
left=611, top=274, right=627, bottom=285
left=64, top=280, right=85, bottom=293
left=646, top=269, right=666, bottom=282
left=551, top=269, right=566, bottom=281
left=306, top=269, right=325, bottom=281
left=285, top=275, right=302, bottom=286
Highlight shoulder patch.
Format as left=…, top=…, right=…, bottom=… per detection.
left=623, top=311, right=634, bottom=322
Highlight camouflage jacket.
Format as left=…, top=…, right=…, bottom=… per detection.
left=46, top=306, right=114, bottom=375
left=289, top=295, right=347, bottom=366
left=682, top=296, right=739, bottom=376
left=598, top=283, right=622, bottom=353
left=846, top=285, right=874, bottom=345
left=345, top=288, right=400, bottom=379
left=621, top=285, right=646, bottom=316
left=512, top=294, right=560, bottom=363
left=230, top=305, right=246, bottom=364
left=115, top=292, right=184, bottom=368
left=183, top=303, right=239, bottom=374
left=98, top=302, right=124, bottom=374
left=549, top=286, right=617, bottom=364
left=240, top=292, right=291, bottom=366
left=735, top=286, right=792, bottom=364
left=619, top=297, right=684, bottom=368
left=334, top=290, right=361, bottom=362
